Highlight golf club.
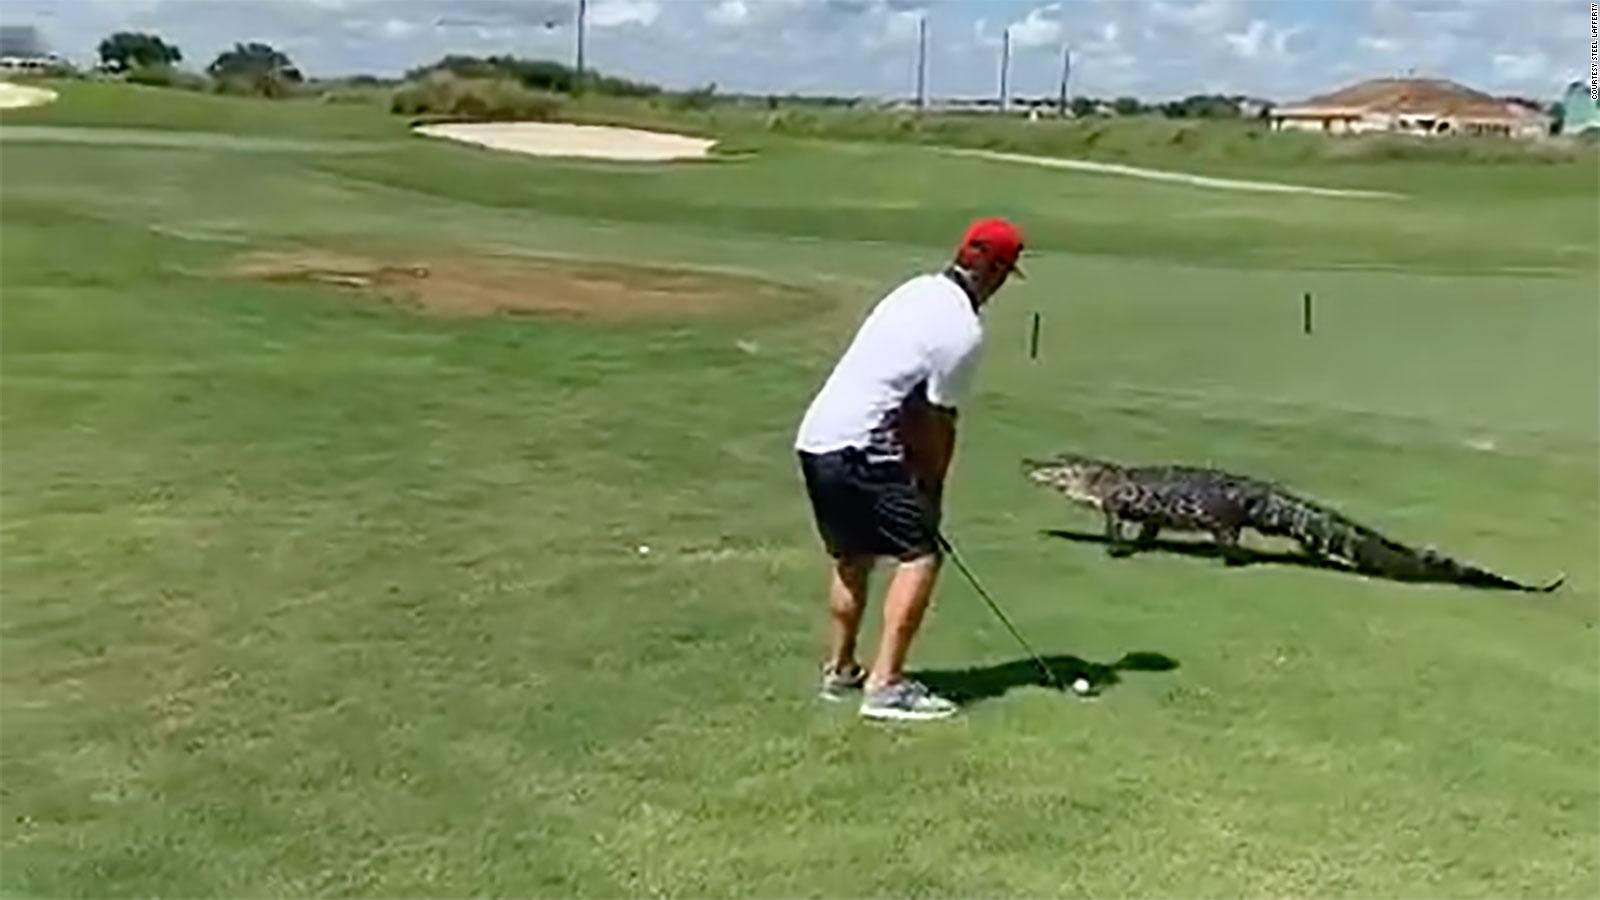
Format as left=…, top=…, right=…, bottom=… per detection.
left=934, top=530, right=1066, bottom=692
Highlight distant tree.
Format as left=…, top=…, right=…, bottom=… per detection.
left=1069, top=95, right=1096, bottom=118
left=411, top=55, right=574, bottom=92
left=97, top=31, right=181, bottom=72
left=335, top=74, right=387, bottom=87
left=1194, top=94, right=1240, bottom=118
left=403, top=55, right=660, bottom=97
left=1156, top=94, right=1242, bottom=119
left=207, top=42, right=302, bottom=84
left=1112, top=96, right=1142, bottom=116
left=672, top=82, right=717, bottom=110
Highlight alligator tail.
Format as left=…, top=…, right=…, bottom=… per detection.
left=1402, top=548, right=1566, bottom=593
left=1255, top=489, right=1563, bottom=593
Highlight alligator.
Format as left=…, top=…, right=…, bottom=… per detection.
left=1022, top=452, right=1563, bottom=593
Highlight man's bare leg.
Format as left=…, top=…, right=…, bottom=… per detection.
left=865, top=554, right=940, bottom=688
left=826, top=556, right=871, bottom=670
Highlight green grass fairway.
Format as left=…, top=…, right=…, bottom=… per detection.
left=4, top=83, right=1597, bottom=896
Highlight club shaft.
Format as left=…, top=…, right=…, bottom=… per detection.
left=936, top=531, right=1063, bottom=690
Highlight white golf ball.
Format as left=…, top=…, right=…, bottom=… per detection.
left=1072, top=677, right=1092, bottom=694
left=637, top=545, right=651, bottom=555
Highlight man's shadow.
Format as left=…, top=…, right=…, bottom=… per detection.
left=914, top=650, right=1179, bottom=704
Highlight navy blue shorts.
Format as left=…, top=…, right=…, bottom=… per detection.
left=797, top=448, right=940, bottom=562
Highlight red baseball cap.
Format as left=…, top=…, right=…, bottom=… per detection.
left=956, top=217, right=1026, bottom=278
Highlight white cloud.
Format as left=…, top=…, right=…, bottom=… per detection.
left=468, top=25, right=517, bottom=44
left=1224, top=19, right=1268, bottom=59
left=879, top=9, right=922, bottom=45
left=1271, top=24, right=1306, bottom=58
left=1352, top=0, right=1581, bottom=93
left=1149, top=0, right=1245, bottom=36
left=973, top=16, right=998, bottom=49
left=1392, top=0, right=1478, bottom=32
left=588, top=0, right=658, bottom=29
left=710, top=0, right=810, bottom=26
left=707, top=0, right=748, bottom=28
left=1222, top=19, right=1306, bottom=61
left=1067, top=15, right=1132, bottom=71
left=378, top=18, right=415, bottom=39
left=1493, top=50, right=1548, bottom=81
left=1009, top=4, right=1064, bottom=50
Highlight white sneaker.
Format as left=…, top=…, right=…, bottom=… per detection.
left=819, top=662, right=867, bottom=702
left=859, top=678, right=959, bottom=721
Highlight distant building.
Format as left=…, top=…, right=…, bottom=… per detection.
left=0, top=24, right=65, bottom=74
left=0, top=55, right=66, bottom=74
left=1235, top=97, right=1272, bottom=119
left=896, top=97, right=1058, bottom=116
left=0, top=25, right=44, bottom=57
left=1270, top=77, right=1550, bottom=139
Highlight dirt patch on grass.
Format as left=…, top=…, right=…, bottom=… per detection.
left=223, top=249, right=810, bottom=320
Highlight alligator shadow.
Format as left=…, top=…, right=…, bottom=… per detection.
left=1041, top=528, right=1550, bottom=592
left=1044, top=528, right=1348, bottom=571
left=913, top=650, right=1179, bottom=705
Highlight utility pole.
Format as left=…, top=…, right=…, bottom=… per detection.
left=999, top=26, right=1010, bottom=111
left=575, top=0, right=587, bottom=88
left=1058, top=44, right=1071, bottom=116
left=915, top=14, right=928, bottom=111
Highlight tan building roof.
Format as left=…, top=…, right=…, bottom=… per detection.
left=1275, top=77, right=1540, bottom=124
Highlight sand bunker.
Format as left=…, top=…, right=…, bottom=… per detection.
left=413, top=122, right=716, bottom=161
left=0, top=82, right=58, bottom=110
left=223, top=249, right=809, bottom=319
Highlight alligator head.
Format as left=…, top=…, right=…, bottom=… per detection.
left=1021, top=453, right=1122, bottom=508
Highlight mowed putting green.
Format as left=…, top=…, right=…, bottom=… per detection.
left=2, top=83, right=1596, bottom=896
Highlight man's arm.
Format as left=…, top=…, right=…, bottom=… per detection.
left=908, top=312, right=980, bottom=510
left=900, top=384, right=957, bottom=507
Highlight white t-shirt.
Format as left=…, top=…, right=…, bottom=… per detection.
left=795, top=271, right=984, bottom=461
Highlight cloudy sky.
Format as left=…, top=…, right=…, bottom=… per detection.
left=10, top=0, right=1594, bottom=102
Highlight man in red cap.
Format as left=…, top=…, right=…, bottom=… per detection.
left=794, top=217, right=1024, bottom=721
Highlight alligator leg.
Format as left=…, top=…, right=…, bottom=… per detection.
left=1213, top=525, right=1249, bottom=566
left=1296, top=533, right=1328, bottom=563
left=1135, top=521, right=1161, bottom=548
left=1104, top=512, right=1136, bottom=557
